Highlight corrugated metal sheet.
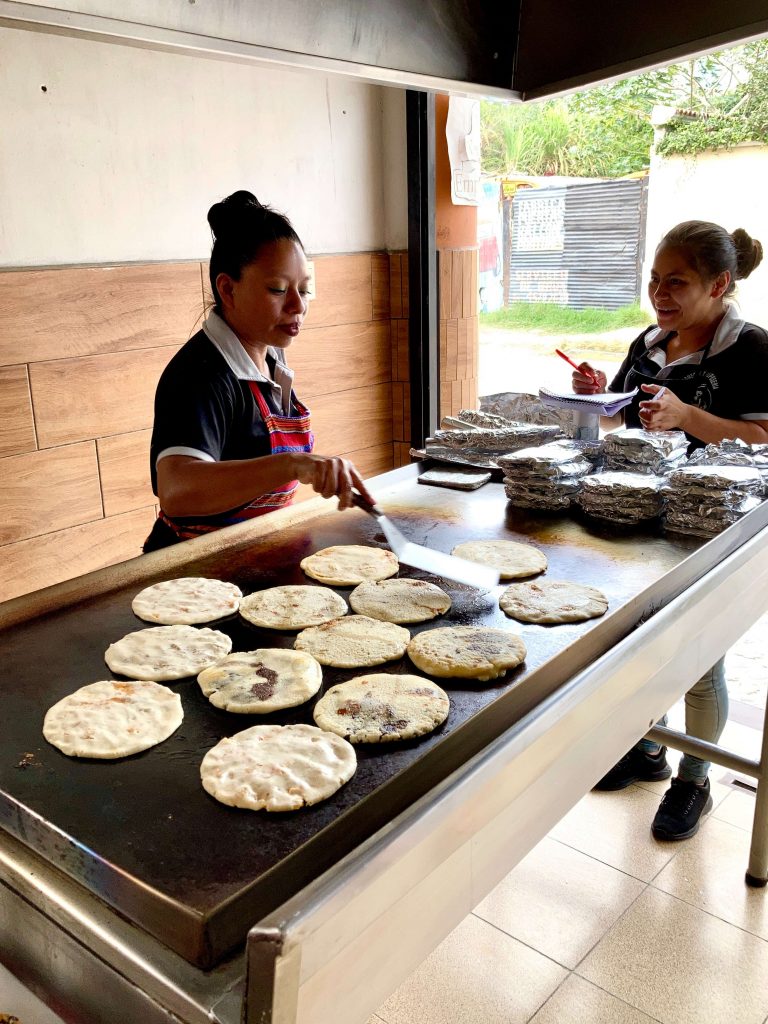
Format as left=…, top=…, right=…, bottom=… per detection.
left=507, top=178, right=648, bottom=310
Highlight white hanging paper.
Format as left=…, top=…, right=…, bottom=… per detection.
left=446, top=97, right=481, bottom=206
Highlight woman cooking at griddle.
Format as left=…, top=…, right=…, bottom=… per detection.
left=572, top=220, right=768, bottom=842
left=144, top=190, right=374, bottom=553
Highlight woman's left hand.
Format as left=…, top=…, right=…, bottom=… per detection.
left=638, top=383, right=688, bottom=431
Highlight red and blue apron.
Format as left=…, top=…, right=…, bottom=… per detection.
left=153, top=383, right=313, bottom=544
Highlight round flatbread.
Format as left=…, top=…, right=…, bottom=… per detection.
left=131, top=577, right=242, bottom=625
left=200, top=723, right=356, bottom=811
left=499, top=579, right=608, bottom=624
left=239, top=585, right=347, bottom=630
left=300, top=545, right=399, bottom=585
left=105, top=625, right=232, bottom=681
left=349, top=578, right=451, bottom=624
left=450, top=539, right=547, bottom=579
left=43, top=680, right=183, bottom=759
left=313, top=673, right=449, bottom=743
left=407, top=625, right=526, bottom=681
left=294, top=615, right=410, bottom=668
left=197, top=648, right=323, bottom=713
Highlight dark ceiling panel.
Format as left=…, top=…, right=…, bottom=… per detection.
left=0, top=0, right=520, bottom=93
left=515, top=0, right=768, bottom=98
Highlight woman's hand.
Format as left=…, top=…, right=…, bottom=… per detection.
left=288, top=453, right=375, bottom=510
left=571, top=363, right=607, bottom=395
left=638, top=384, right=688, bottom=432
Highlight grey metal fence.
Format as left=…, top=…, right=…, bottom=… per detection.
left=506, top=177, right=648, bottom=310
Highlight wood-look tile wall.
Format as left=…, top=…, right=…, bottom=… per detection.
left=438, top=248, right=479, bottom=419
left=389, top=251, right=412, bottom=468
left=0, top=253, right=398, bottom=602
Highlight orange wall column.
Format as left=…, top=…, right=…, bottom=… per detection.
left=435, top=94, right=480, bottom=420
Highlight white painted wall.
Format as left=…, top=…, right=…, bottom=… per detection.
left=643, top=144, right=768, bottom=327
left=381, top=87, right=409, bottom=252
left=0, top=26, right=407, bottom=266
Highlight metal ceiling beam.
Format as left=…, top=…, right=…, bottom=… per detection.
left=0, top=0, right=521, bottom=99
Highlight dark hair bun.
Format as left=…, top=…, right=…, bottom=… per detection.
left=207, top=190, right=263, bottom=239
left=731, top=228, right=764, bottom=280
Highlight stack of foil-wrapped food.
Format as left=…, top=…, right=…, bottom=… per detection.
left=603, top=429, right=689, bottom=474
left=498, top=441, right=593, bottom=511
left=424, top=409, right=562, bottom=467
left=577, top=472, right=667, bottom=524
left=664, top=465, right=765, bottom=537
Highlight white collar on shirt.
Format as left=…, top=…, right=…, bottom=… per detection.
left=202, top=309, right=294, bottom=412
left=643, top=302, right=745, bottom=367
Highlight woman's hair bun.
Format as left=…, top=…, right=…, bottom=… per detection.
left=731, top=227, right=764, bottom=280
left=207, top=190, right=263, bottom=239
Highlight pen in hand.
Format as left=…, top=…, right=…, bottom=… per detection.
left=555, top=348, right=600, bottom=387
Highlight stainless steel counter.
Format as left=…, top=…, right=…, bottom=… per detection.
left=2, top=464, right=768, bottom=1023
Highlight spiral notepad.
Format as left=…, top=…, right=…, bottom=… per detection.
left=538, top=387, right=638, bottom=418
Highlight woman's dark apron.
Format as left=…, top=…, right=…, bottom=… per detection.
left=622, top=334, right=715, bottom=439
left=144, top=384, right=313, bottom=552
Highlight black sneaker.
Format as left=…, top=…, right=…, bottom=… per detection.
left=652, top=777, right=713, bottom=841
left=593, top=745, right=672, bottom=792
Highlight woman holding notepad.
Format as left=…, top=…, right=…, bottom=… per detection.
left=572, top=220, right=768, bottom=450
left=572, top=220, right=768, bottom=841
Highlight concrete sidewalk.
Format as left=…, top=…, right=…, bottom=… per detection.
left=479, top=325, right=636, bottom=397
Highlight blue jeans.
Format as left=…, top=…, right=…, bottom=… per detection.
left=638, top=656, right=728, bottom=783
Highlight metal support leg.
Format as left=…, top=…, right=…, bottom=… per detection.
left=747, top=703, right=768, bottom=887
left=647, top=713, right=768, bottom=887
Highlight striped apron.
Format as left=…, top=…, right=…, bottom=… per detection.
left=157, top=383, right=313, bottom=543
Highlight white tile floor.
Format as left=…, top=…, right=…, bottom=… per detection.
left=369, top=616, right=768, bottom=1024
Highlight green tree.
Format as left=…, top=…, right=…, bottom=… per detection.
left=481, top=40, right=768, bottom=176
left=658, top=40, right=768, bottom=155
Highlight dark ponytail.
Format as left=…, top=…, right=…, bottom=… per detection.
left=207, top=191, right=303, bottom=311
left=661, top=220, right=763, bottom=296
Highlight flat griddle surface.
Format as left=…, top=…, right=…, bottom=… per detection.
left=0, top=473, right=705, bottom=966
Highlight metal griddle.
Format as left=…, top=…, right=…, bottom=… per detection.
left=0, top=467, right=717, bottom=968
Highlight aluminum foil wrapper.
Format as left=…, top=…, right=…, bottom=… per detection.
left=503, top=482, right=574, bottom=510
left=577, top=472, right=666, bottom=522
left=667, top=465, right=763, bottom=494
left=686, top=440, right=768, bottom=496
left=497, top=443, right=593, bottom=479
left=480, top=392, right=583, bottom=437
left=665, top=496, right=763, bottom=537
left=451, top=409, right=516, bottom=429
left=603, top=429, right=688, bottom=474
left=430, top=422, right=562, bottom=454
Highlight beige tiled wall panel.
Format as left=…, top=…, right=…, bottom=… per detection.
left=0, top=443, right=102, bottom=546
left=291, top=322, right=391, bottom=399
left=394, top=442, right=413, bottom=467
left=97, top=429, right=154, bottom=518
left=0, top=507, right=156, bottom=604
left=0, top=251, right=405, bottom=601
left=309, top=254, right=374, bottom=328
left=0, top=365, right=36, bottom=457
left=389, top=254, right=403, bottom=320
left=392, top=382, right=405, bottom=443
left=371, top=254, right=391, bottom=322
left=437, top=248, right=479, bottom=419
left=310, top=383, right=393, bottom=456
left=293, top=442, right=395, bottom=503
left=0, top=263, right=203, bottom=367
left=30, top=346, right=178, bottom=448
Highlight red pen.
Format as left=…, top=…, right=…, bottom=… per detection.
left=555, top=348, right=600, bottom=387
